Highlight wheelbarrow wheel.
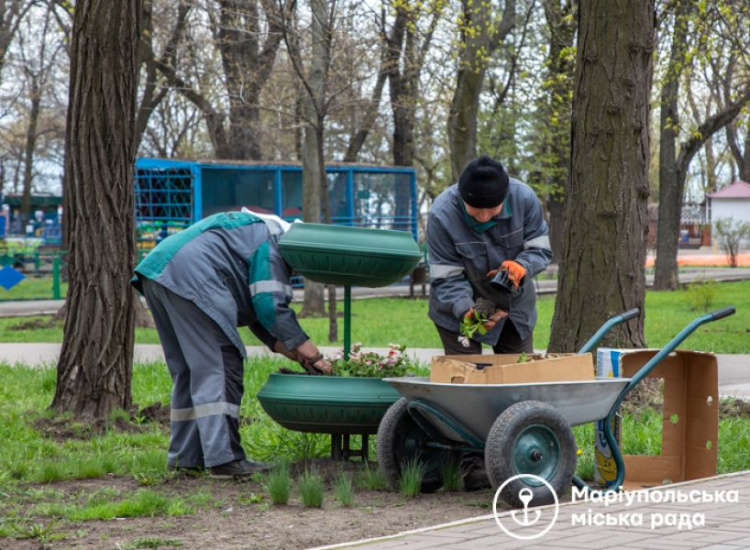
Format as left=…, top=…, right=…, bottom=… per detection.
left=485, top=400, right=576, bottom=508
left=377, top=398, right=445, bottom=493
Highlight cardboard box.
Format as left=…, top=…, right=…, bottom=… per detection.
left=430, top=353, right=595, bottom=384
left=593, top=349, right=718, bottom=489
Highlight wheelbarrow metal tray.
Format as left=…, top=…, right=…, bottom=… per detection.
left=383, top=377, right=629, bottom=443
left=279, top=223, right=421, bottom=287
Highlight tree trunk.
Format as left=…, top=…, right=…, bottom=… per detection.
left=541, top=0, right=575, bottom=263
left=299, top=116, right=325, bottom=315
left=448, top=0, right=515, bottom=181
left=52, top=0, right=141, bottom=420
left=21, top=78, right=41, bottom=230
left=299, top=0, right=331, bottom=318
left=727, top=120, right=750, bottom=183
left=656, top=88, right=750, bottom=289
left=653, top=0, right=689, bottom=291
left=0, top=1, right=33, bottom=86
left=548, top=0, right=653, bottom=352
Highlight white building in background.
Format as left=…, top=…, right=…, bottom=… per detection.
left=707, top=180, right=750, bottom=247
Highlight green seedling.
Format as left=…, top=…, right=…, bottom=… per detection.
left=334, top=472, right=354, bottom=507
left=298, top=469, right=324, bottom=508
left=358, top=462, right=387, bottom=491
left=460, top=310, right=488, bottom=339
left=265, top=463, right=290, bottom=506
left=441, top=459, right=462, bottom=492
left=399, top=457, right=426, bottom=499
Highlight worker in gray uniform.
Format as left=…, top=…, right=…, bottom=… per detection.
left=132, top=210, right=330, bottom=479
left=428, top=154, right=553, bottom=355
left=428, top=155, right=553, bottom=490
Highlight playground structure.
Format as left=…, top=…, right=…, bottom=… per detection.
left=0, top=194, right=63, bottom=244
left=134, top=158, right=419, bottom=249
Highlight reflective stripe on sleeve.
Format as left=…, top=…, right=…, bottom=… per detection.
left=429, top=264, right=465, bottom=279
left=249, top=280, right=293, bottom=297
left=524, top=235, right=551, bottom=250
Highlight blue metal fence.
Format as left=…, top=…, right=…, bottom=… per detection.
left=134, top=158, right=418, bottom=248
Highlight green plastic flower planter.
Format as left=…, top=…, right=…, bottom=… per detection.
left=258, top=373, right=402, bottom=460
left=278, top=223, right=421, bottom=288
left=278, top=223, right=421, bottom=360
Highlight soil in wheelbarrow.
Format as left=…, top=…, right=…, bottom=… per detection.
left=5, top=459, right=502, bottom=550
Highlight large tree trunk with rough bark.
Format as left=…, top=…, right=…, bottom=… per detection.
left=51, top=0, right=141, bottom=420
left=548, top=0, right=653, bottom=352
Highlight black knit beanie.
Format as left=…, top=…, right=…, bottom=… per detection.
left=458, top=155, right=510, bottom=208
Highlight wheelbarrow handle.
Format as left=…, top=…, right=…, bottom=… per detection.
left=578, top=308, right=641, bottom=354
left=620, top=308, right=640, bottom=321
left=711, top=306, right=736, bottom=320
left=576, top=305, right=736, bottom=498
left=625, top=306, right=735, bottom=392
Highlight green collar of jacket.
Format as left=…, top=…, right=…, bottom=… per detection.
left=459, top=200, right=511, bottom=233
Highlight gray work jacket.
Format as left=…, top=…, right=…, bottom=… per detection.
left=132, top=211, right=309, bottom=357
left=427, top=181, right=553, bottom=344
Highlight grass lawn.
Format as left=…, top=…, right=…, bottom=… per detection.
left=0, top=280, right=747, bottom=352
left=0, top=276, right=67, bottom=301
left=1, top=358, right=749, bottom=543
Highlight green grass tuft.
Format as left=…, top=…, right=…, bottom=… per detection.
left=121, top=537, right=183, bottom=549
left=334, top=472, right=354, bottom=507
left=298, top=468, right=324, bottom=508
left=399, top=457, right=426, bottom=498
left=265, top=461, right=291, bottom=506
left=358, top=462, right=387, bottom=491
left=441, top=457, right=463, bottom=492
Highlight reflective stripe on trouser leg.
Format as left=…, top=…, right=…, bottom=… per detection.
left=144, top=281, right=246, bottom=467
left=141, top=279, right=204, bottom=469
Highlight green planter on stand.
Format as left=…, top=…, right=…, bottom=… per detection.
left=256, top=223, right=421, bottom=460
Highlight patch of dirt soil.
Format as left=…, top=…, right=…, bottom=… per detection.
left=8, top=318, right=61, bottom=331
left=719, top=397, right=750, bottom=418
left=4, top=471, right=500, bottom=550
left=32, top=416, right=146, bottom=442
left=32, top=403, right=173, bottom=443
left=622, top=378, right=663, bottom=415
left=136, top=401, right=171, bottom=427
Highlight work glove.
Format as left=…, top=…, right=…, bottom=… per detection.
left=299, top=352, right=332, bottom=375
left=487, top=260, right=526, bottom=290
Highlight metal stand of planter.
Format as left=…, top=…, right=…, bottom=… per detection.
left=257, top=223, right=422, bottom=460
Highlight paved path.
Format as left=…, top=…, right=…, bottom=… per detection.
left=0, top=343, right=747, bottom=399
left=314, top=471, right=750, bottom=549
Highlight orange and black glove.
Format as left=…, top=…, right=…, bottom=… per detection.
left=487, top=260, right=527, bottom=290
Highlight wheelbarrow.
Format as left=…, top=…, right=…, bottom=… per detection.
left=377, top=307, right=736, bottom=507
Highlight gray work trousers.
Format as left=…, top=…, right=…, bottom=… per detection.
left=141, top=278, right=245, bottom=468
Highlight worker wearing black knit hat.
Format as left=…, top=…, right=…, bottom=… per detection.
left=458, top=155, right=510, bottom=208
left=427, top=154, right=553, bottom=357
